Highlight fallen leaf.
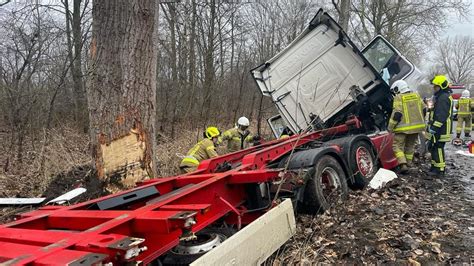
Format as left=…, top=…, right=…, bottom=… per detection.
left=408, top=258, right=421, bottom=266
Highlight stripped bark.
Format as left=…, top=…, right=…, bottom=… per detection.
left=88, top=1, right=158, bottom=187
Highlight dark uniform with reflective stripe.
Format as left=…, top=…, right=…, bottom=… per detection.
left=428, top=89, right=453, bottom=173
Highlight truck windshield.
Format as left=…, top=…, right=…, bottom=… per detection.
left=363, top=39, right=396, bottom=73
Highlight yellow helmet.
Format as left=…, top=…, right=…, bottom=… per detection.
left=431, top=75, right=449, bottom=90
left=205, top=126, right=220, bottom=139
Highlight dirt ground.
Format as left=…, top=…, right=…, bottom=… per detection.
left=271, top=142, right=474, bottom=265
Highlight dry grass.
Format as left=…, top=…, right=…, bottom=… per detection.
left=0, top=126, right=91, bottom=198
left=0, top=120, right=275, bottom=222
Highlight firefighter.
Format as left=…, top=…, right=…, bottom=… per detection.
left=279, top=127, right=293, bottom=139
left=387, top=80, right=425, bottom=174
left=179, top=126, right=220, bottom=173
left=219, top=117, right=260, bottom=153
left=454, top=89, right=472, bottom=143
left=426, top=75, right=453, bottom=177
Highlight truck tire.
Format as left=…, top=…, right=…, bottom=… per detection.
left=302, top=155, right=348, bottom=214
left=349, top=141, right=377, bottom=189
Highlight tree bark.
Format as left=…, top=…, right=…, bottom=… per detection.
left=88, top=1, right=158, bottom=188
left=338, top=0, right=351, bottom=32
left=72, top=0, right=88, bottom=132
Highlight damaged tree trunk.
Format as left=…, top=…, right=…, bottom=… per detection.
left=88, top=1, right=158, bottom=189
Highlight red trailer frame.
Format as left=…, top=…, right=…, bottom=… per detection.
left=0, top=118, right=396, bottom=265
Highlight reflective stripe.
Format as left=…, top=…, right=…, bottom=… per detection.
left=438, top=148, right=444, bottom=164
left=405, top=154, right=414, bottom=160
left=395, top=151, right=405, bottom=158
left=206, top=146, right=215, bottom=151
left=182, top=156, right=199, bottom=165
left=433, top=121, right=443, bottom=127
left=458, top=98, right=470, bottom=115
left=393, top=124, right=425, bottom=133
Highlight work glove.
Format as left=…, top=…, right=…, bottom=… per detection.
left=427, top=127, right=437, bottom=135
left=425, top=127, right=437, bottom=141
left=253, top=135, right=261, bottom=141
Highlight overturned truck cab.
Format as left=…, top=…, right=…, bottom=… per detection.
left=252, top=9, right=423, bottom=138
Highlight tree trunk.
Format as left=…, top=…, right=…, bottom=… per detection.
left=200, top=0, right=216, bottom=124
left=88, top=1, right=158, bottom=188
left=338, top=0, right=351, bottom=32
left=72, top=0, right=88, bottom=132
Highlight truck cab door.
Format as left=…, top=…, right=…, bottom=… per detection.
left=362, top=36, right=423, bottom=88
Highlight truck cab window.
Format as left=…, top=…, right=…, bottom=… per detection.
left=363, top=39, right=395, bottom=74
left=362, top=37, right=414, bottom=86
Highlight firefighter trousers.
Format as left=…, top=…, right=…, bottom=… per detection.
left=456, top=115, right=472, bottom=135
left=392, top=133, right=418, bottom=165
left=430, top=141, right=446, bottom=172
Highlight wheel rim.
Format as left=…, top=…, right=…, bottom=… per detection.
left=320, top=166, right=341, bottom=200
left=355, top=146, right=374, bottom=177
left=171, top=232, right=226, bottom=256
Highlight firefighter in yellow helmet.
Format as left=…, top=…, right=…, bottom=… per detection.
left=426, top=75, right=453, bottom=177
left=454, top=89, right=472, bottom=144
left=179, top=127, right=220, bottom=173
left=219, top=117, right=260, bottom=153
left=387, top=80, right=425, bottom=174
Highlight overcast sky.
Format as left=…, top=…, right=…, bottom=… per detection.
left=445, top=1, right=474, bottom=37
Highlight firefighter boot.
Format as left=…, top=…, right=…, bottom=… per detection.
left=452, top=138, right=463, bottom=146
left=399, top=163, right=409, bottom=175
left=427, top=166, right=445, bottom=177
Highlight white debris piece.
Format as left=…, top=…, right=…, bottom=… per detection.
left=455, top=150, right=474, bottom=158
left=47, top=188, right=87, bottom=205
left=0, top=198, right=46, bottom=205
left=368, top=168, right=398, bottom=189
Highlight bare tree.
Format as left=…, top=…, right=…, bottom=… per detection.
left=332, top=0, right=351, bottom=31
left=349, top=0, right=470, bottom=63
left=88, top=1, right=158, bottom=188
left=434, top=35, right=474, bottom=84
left=0, top=4, right=64, bottom=166
left=62, top=0, right=89, bottom=131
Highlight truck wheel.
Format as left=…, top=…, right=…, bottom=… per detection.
left=302, top=155, right=348, bottom=214
left=162, top=227, right=234, bottom=265
left=349, top=141, right=377, bottom=189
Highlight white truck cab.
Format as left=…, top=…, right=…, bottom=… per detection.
left=251, top=9, right=423, bottom=138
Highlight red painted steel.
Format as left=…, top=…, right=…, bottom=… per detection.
left=0, top=118, right=396, bottom=265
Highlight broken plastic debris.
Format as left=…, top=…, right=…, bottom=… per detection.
left=455, top=150, right=474, bottom=157
left=368, top=168, right=398, bottom=189
left=47, top=188, right=87, bottom=205
left=0, top=197, right=46, bottom=205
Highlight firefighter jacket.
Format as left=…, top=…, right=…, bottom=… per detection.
left=219, top=127, right=255, bottom=152
left=456, top=97, right=473, bottom=116
left=180, top=138, right=218, bottom=168
left=428, top=89, right=453, bottom=142
left=388, top=92, right=425, bottom=134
